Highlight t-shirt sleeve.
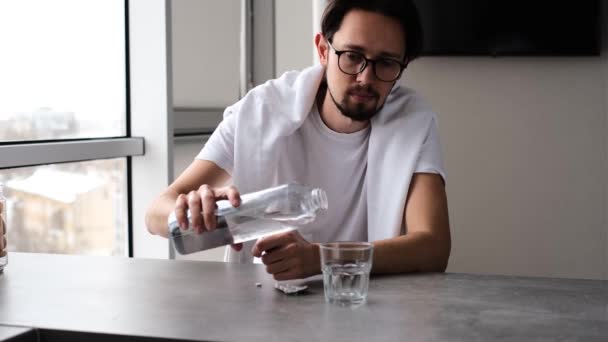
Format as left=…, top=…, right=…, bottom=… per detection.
left=195, top=113, right=236, bottom=175
left=414, top=119, right=447, bottom=184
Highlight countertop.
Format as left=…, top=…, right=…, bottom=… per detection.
left=0, top=252, right=606, bottom=341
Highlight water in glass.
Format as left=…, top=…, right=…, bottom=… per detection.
left=322, top=261, right=371, bottom=305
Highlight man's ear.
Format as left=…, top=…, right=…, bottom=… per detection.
left=314, top=33, right=329, bottom=66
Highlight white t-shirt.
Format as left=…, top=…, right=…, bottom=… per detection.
left=197, top=105, right=445, bottom=243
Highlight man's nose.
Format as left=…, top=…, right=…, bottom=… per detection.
left=356, top=63, right=375, bottom=83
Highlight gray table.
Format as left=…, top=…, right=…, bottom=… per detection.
left=0, top=253, right=606, bottom=341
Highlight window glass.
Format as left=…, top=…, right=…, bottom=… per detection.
left=1, top=159, right=128, bottom=256
left=0, top=0, right=126, bottom=141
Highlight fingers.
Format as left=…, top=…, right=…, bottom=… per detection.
left=265, top=257, right=304, bottom=281
left=265, top=257, right=295, bottom=275
left=273, top=270, right=299, bottom=281
left=261, top=243, right=296, bottom=265
left=198, top=185, right=217, bottom=231
left=252, top=234, right=289, bottom=257
left=252, top=231, right=316, bottom=280
left=174, top=185, right=242, bottom=234
left=187, top=190, right=204, bottom=233
left=174, top=194, right=189, bottom=230
left=252, top=230, right=301, bottom=257
left=214, top=185, right=241, bottom=207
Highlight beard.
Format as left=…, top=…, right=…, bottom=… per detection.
left=327, top=83, right=384, bottom=122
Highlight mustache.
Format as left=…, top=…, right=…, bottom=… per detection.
left=347, top=85, right=379, bottom=98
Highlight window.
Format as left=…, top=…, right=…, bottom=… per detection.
left=1, top=160, right=128, bottom=256
left=0, top=0, right=127, bottom=142
left=0, top=0, right=142, bottom=257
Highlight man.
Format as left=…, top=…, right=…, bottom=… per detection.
left=146, top=0, right=451, bottom=281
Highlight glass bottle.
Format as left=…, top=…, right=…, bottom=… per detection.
left=168, top=183, right=328, bottom=254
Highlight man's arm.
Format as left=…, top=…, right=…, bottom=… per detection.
left=145, top=159, right=230, bottom=237
left=371, top=172, right=451, bottom=273
left=252, top=172, right=451, bottom=280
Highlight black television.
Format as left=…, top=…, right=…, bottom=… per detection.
left=412, top=0, right=601, bottom=56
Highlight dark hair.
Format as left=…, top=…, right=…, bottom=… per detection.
left=321, top=0, right=423, bottom=63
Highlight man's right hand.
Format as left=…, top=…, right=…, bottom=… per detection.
left=173, top=185, right=243, bottom=251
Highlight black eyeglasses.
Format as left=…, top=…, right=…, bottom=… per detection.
left=327, top=40, right=407, bottom=82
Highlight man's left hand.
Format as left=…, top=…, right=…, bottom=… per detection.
left=251, top=230, right=320, bottom=281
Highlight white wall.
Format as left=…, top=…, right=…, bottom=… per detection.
left=405, top=58, right=607, bottom=280
left=171, top=0, right=241, bottom=108
left=275, top=0, right=313, bottom=75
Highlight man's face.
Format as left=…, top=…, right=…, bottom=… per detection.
left=322, top=10, right=406, bottom=122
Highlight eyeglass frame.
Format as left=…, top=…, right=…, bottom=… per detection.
left=326, top=39, right=408, bottom=82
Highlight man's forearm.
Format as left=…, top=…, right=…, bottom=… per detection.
left=145, top=193, right=178, bottom=238
left=371, top=231, right=451, bottom=274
